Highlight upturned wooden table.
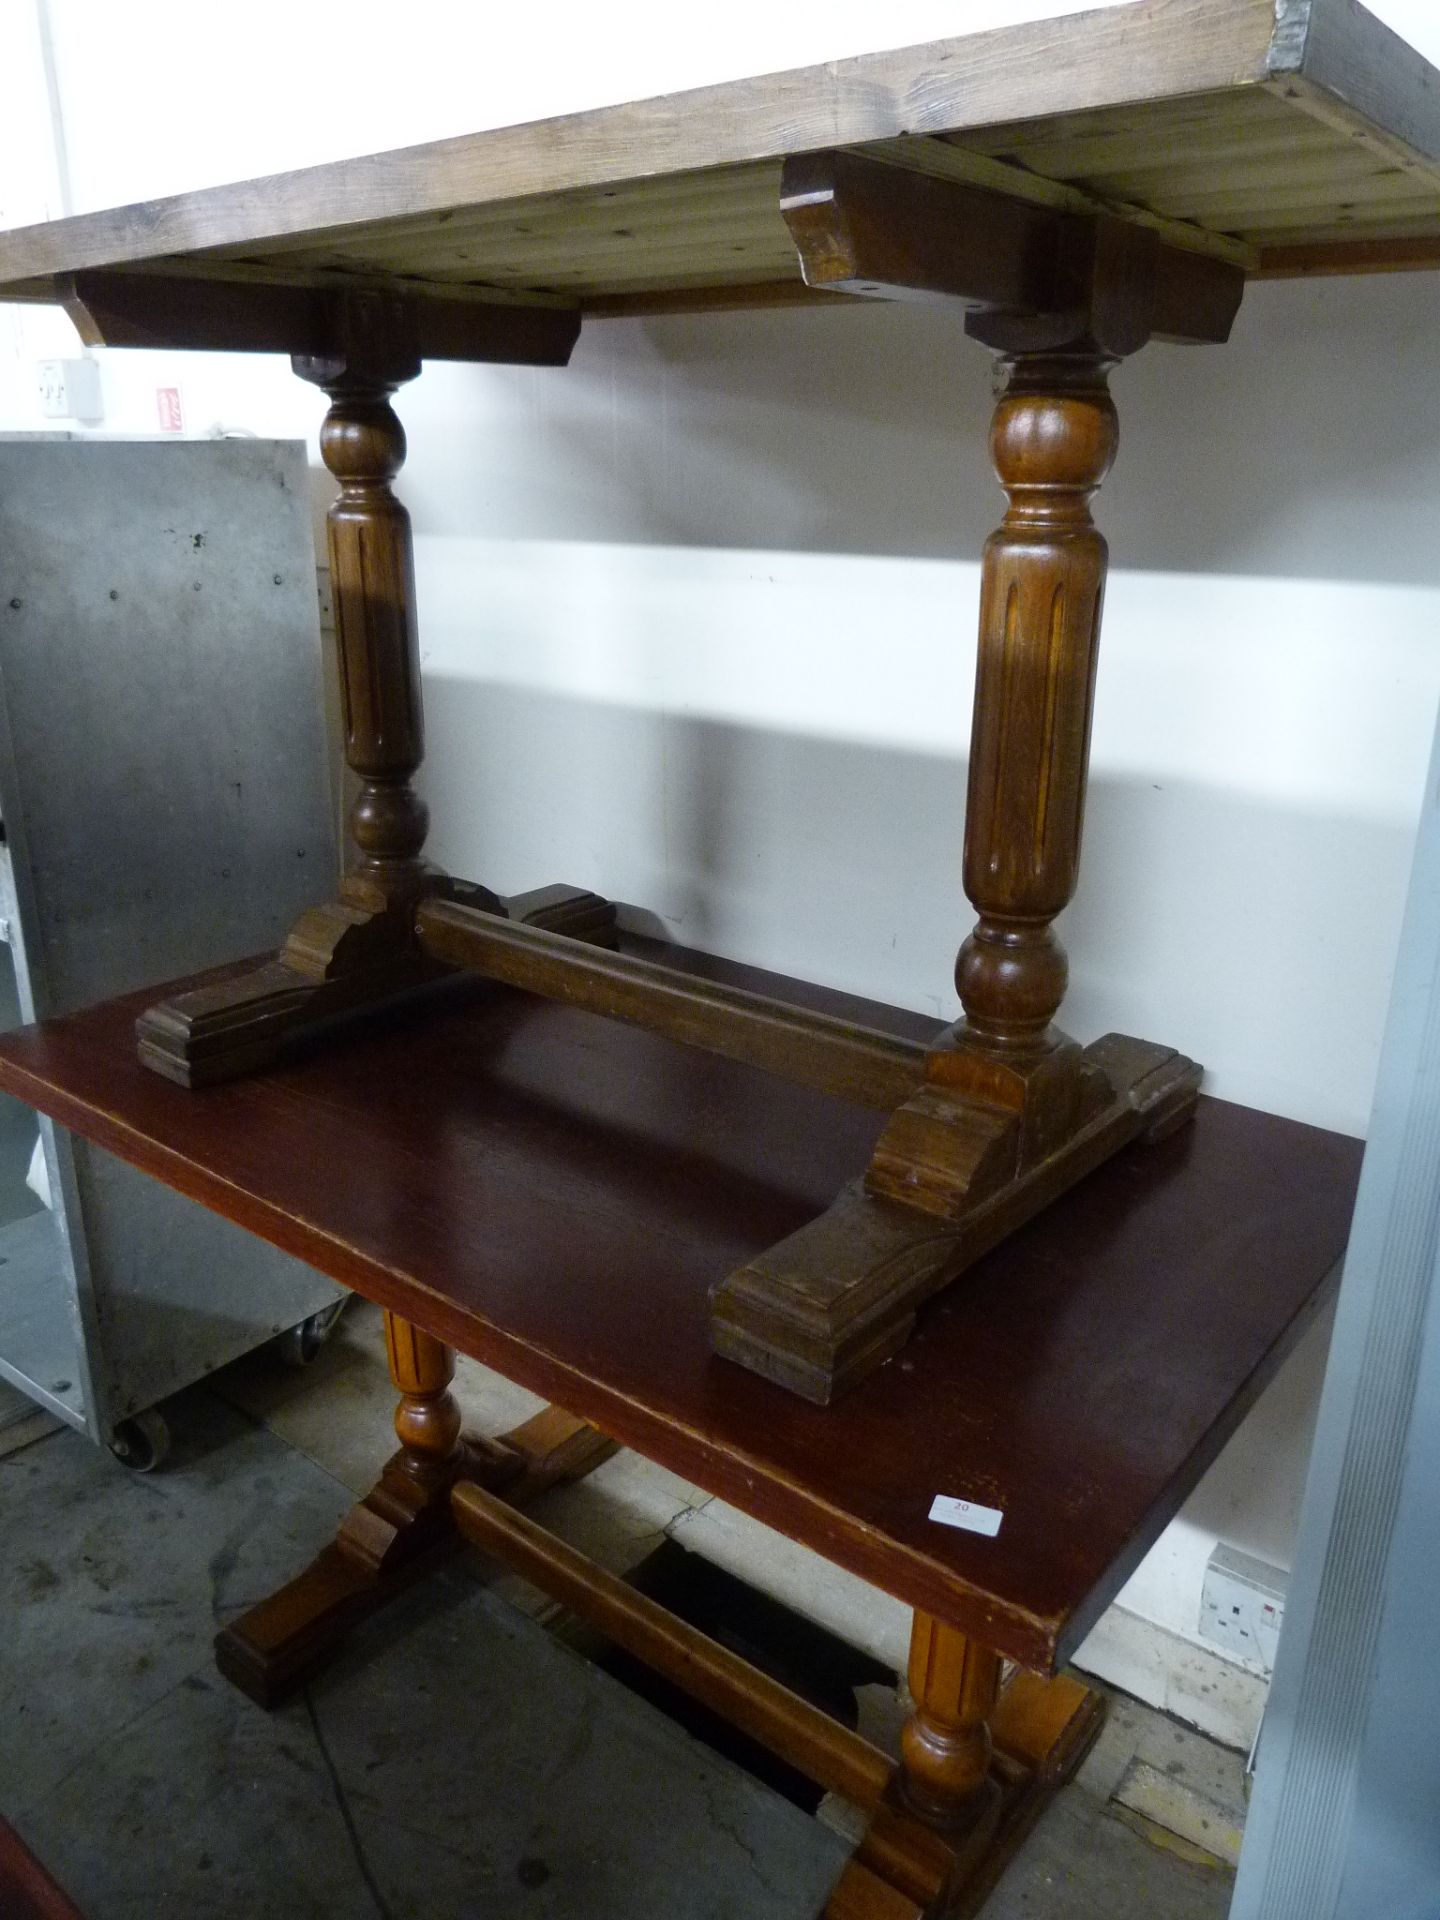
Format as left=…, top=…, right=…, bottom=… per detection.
left=0, top=1, right=1425, bottom=1908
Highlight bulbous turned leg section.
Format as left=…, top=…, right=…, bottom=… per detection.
left=385, top=1315, right=463, bottom=1487
left=899, top=1616, right=1004, bottom=1832
left=954, top=920, right=1069, bottom=1060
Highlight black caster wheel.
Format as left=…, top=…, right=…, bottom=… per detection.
left=108, top=1406, right=171, bottom=1473
left=277, top=1296, right=349, bottom=1368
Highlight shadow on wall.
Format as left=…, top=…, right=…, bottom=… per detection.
left=418, top=678, right=1410, bottom=1138
left=1183, top=1300, right=1336, bottom=1570
left=400, top=273, right=1440, bottom=589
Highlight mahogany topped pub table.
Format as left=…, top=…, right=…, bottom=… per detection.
left=0, top=0, right=1428, bottom=1909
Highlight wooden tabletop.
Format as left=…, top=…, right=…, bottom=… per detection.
left=0, top=940, right=1361, bottom=1670
left=0, top=0, right=1436, bottom=317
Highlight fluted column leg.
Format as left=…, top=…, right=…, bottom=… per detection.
left=956, top=350, right=1114, bottom=1072
left=828, top=1614, right=1105, bottom=1917
left=136, top=291, right=614, bottom=1086
left=299, top=323, right=430, bottom=913
left=899, top=1614, right=1004, bottom=1830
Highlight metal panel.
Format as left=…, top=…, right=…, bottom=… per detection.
left=0, top=438, right=333, bottom=1009
left=0, top=437, right=343, bottom=1438
left=0, top=1209, right=84, bottom=1423
left=0, top=839, right=106, bottom=1439
left=1231, top=688, right=1440, bottom=1915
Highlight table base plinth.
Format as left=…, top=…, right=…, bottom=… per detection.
left=712, top=1032, right=1199, bottom=1402
left=214, top=1406, right=616, bottom=1708
left=215, top=1337, right=1103, bottom=1917
left=829, top=1672, right=1104, bottom=1919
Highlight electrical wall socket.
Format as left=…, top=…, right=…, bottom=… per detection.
left=37, top=358, right=104, bottom=423
left=1200, top=1543, right=1287, bottom=1673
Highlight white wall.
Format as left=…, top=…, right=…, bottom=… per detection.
left=4, top=0, right=1440, bottom=1730
left=27, top=0, right=1121, bottom=210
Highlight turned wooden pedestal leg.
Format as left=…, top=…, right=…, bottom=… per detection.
left=712, top=350, right=1199, bottom=1402
left=707, top=162, right=1244, bottom=1401
left=137, top=292, right=612, bottom=1086
left=215, top=1309, right=614, bottom=1706
left=829, top=1615, right=1104, bottom=1919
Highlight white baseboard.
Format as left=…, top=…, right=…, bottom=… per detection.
left=1074, top=1604, right=1269, bottom=1752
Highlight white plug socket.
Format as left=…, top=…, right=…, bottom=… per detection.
left=1200, top=1544, right=1286, bottom=1673
left=37, top=357, right=104, bottom=422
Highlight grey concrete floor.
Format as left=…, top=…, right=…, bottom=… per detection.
left=1, top=1392, right=845, bottom=1919
left=0, top=1360, right=1242, bottom=1919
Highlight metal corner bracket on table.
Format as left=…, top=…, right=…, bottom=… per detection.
left=55, top=148, right=1246, bottom=1919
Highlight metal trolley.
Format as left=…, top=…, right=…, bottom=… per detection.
left=0, top=435, right=346, bottom=1468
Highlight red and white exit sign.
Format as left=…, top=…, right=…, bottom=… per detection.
left=156, top=386, right=184, bottom=432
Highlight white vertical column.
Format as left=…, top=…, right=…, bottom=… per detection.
left=1232, top=684, right=1440, bottom=1918
left=0, top=0, right=67, bottom=228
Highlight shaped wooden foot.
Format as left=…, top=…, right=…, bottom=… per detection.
left=712, top=1033, right=1197, bottom=1402
left=137, top=876, right=616, bottom=1087
left=825, top=1618, right=1104, bottom=1920
left=215, top=1314, right=615, bottom=1706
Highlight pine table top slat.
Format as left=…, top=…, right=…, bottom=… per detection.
left=1, top=0, right=1438, bottom=313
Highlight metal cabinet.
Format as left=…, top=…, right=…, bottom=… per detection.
left=0, top=435, right=344, bottom=1462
